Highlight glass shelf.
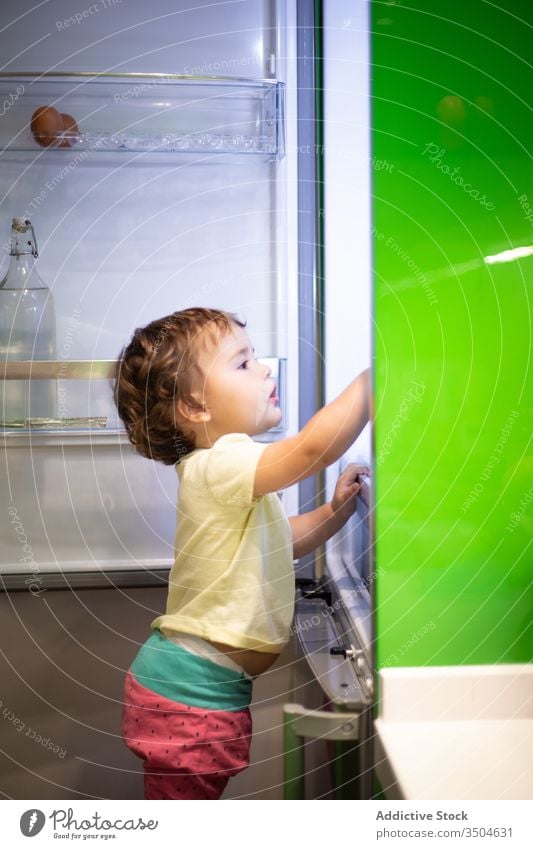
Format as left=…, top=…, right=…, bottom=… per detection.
left=0, top=357, right=286, bottom=435
left=0, top=73, right=285, bottom=159
left=0, top=359, right=116, bottom=433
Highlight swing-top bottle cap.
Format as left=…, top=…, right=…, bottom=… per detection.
left=12, top=217, right=30, bottom=231
left=9, top=217, right=38, bottom=257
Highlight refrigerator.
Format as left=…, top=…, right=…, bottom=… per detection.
left=0, top=0, right=373, bottom=800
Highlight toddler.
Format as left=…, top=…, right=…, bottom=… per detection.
left=114, top=307, right=370, bottom=799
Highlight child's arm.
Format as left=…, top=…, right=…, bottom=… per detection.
left=254, top=368, right=370, bottom=496
left=288, top=464, right=370, bottom=558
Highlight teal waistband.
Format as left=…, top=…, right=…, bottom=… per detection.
left=129, top=630, right=252, bottom=711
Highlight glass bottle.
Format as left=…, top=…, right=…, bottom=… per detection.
left=0, top=218, right=57, bottom=425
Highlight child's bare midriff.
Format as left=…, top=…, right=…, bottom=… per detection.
left=208, top=640, right=280, bottom=677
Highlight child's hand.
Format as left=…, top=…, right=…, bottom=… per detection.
left=331, top=464, right=371, bottom=523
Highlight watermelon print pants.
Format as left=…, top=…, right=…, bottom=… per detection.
left=122, top=630, right=253, bottom=800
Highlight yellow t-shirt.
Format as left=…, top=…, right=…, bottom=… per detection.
left=151, top=433, right=295, bottom=653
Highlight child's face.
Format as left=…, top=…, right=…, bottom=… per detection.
left=195, top=323, right=282, bottom=440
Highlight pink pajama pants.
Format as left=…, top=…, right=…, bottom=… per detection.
left=121, top=630, right=253, bottom=800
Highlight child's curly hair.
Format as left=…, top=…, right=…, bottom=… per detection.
left=114, top=307, right=245, bottom=465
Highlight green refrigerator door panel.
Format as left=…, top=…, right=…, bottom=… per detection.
left=372, top=0, right=532, bottom=666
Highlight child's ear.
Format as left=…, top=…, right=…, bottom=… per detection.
left=176, top=397, right=211, bottom=424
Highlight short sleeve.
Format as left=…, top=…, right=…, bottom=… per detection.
left=203, top=433, right=266, bottom=507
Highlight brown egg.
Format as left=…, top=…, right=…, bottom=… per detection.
left=31, top=106, right=64, bottom=147
left=436, top=95, right=466, bottom=128
left=59, top=113, right=79, bottom=148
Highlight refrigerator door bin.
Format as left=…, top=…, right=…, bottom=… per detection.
left=283, top=702, right=361, bottom=800
left=325, top=472, right=373, bottom=673
left=286, top=469, right=374, bottom=799
left=294, top=596, right=372, bottom=710
left=286, top=594, right=372, bottom=799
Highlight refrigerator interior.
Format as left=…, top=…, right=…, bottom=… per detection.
left=0, top=0, right=300, bottom=578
